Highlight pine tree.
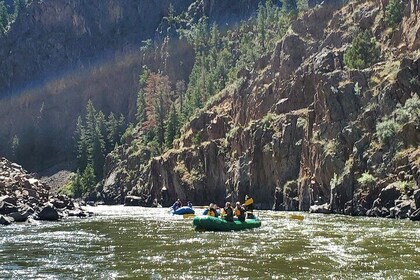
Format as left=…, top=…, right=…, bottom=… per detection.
left=384, top=0, right=404, bottom=29
left=81, top=164, right=96, bottom=194
left=117, top=114, right=126, bottom=142
left=283, top=0, right=297, bottom=13
left=84, top=100, right=97, bottom=151
left=143, top=73, right=171, bottom=144
left=75, top=116, right=88, bottom=170
left=209, top=23, right=220, bottom=64
left=90, top=122, right=105, bottom=179
left=72, top=169, right=83, bottom=198
left=344, top=30, right=380, bottom=69
left=165, top=104, right=179, bottom=148
left=96, top=110, right=107, bottom=150
left=297, top=0, right=309, bottom=13
left=106, top=112, right=118, bottom=152
left=175, top=80, right=186, bottom=114
left=80, top=100, right=106, bottom=179
left=191, top=18, right=209, bottom=52
left=136, top=69, right=150, bottom=125
left=156, top=88, right=167, bottom=146
left=257, top=2, right=267, bottom=51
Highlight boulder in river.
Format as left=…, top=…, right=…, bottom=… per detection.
left=378, top=184, right=401, bottom=208
left=124, top=195, right=145, bottom=206
left=38, top=206, right=59, bottom=221
left=410, top=208, right=420, bottom=221
left=0, top=215, right=14, bottom=225
left=8, top=212, right=28, bottom=222
left=309, top=203, right=331, bottom=214
left=0, top=201, right=18, bottom=215
left=414, top=189, right=420, bottom=209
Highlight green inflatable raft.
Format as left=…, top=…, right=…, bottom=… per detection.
left=193, top=216, right=261, bottom=231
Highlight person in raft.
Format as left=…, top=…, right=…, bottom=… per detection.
left=203, top=203, right=219, bottom=217
left=234, top=202, right=246, bottom=222
left=171, top=199, right=182, bottom=211
left=187, top=201, right=193, bottom=208
left=223, top=202, right=234, bottom=222
left=243, top=195, right=255, bottom=219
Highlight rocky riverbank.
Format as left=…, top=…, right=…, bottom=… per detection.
left=0, top=157, right=90, bottom=226
left=309, top=183, right=420, bottom=221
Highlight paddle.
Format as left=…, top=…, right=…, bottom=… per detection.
left=269, top=213, right=304, bottom=221
left=183, top=213, right=196, bottom=219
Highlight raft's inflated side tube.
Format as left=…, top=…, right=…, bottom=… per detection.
left=172, top=206, right=195, bottom=215
left=192, top=216, right=261, bottom=231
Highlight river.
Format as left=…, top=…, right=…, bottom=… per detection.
left=0, top=206, right=419, bottom=279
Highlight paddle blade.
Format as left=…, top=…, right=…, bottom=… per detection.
left=268, top=213, right=304, bottom=221
left=183, top=213, right=195, bottom=219
left=290, top=214, right=304, bottom=221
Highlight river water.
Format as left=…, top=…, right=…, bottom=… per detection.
left=0, top=206, right=419, bottom=279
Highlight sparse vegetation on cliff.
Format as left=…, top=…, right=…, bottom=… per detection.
left=344, top=30, right=380, bottom=69
left=384, top=0, right=405, bottom=28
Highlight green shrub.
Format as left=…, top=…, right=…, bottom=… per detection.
left=121, top=124, right=135, bottom=144
left=376, top=95, right=420, bottom=144
left=344, top=30, right=380, bottom=69
left=297, top=117, right=307, bottom=128
left=376, top=118, right=401, bottom=144
left=192, top=132, right=202, bottom=146
left=357, top=172, right=376, bottom=186
left=384, top=0, right=404, bottom=29
left=226, top=126, right=240, bottom=140
left=59, top=182, right=74, bottom=197
left=395, top=180, right=416, bottom=193
left=394, top=94, right=420, bottom=124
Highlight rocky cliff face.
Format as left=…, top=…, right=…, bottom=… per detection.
left=102, top=0, right=420, bottom=221
left=0, top=0, right=262, bottom=170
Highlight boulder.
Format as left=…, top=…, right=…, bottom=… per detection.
left=410, top=208, right=420, bottom=221
left=394, top=200, right=412, bottom=219
left=20, top=207, right=35, bottom=219
left=66, top=200, right=75, bottom=210
left=0, top=195, right=17, bottom=206
left=68, top=210, right=87, bottom=217
left=0, top=201, right=18, bottom=214
left=0, top=215, right=14, bottom=225
left=366, top=207, right=389, bottom=217
left=23, top=188, right=39, bottom=198
left=8, top=212, right=28, bottom=222
left=38, top=206, right=59, bottom=221
left=414, top=189, right=420, bottom=209
left=352, top=204, right=368, bottom=216
left=378, top=184, right=401, bottom=208
left=309, top=203, right=331, bottom=214
left=50, top=198, right=67, bottom=209
left=124, top=195, right=145, bottom=206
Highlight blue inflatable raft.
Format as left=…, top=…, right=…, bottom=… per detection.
left=172, top=206, right=195, bottom=215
